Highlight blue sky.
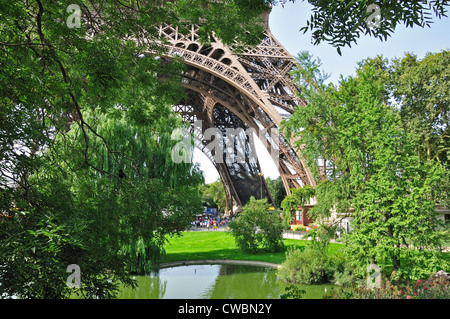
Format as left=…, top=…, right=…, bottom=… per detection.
left=269, top=1, right=450, bottom=85
left=196, top=1, right=450, bottom=184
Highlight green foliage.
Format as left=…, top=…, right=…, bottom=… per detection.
left=1, top=0, right=277, bottom=298
left=0, top=167, right=133, bottom=299
left=265, top=176, right=287, bottom=209
left=389, top=51, right=450, bottom=207
left=280, top=185, right=315, bottom=228
left=280, top=285, right=307, bottom=299
left=277, top=245, right=348, bottom=285
left=332, top=267, right=357, bottom=288
left=199, top=179, right=230, bottom=213
left=282, top=50, right=450, bottom=281
left=121, top=237, right=166, bottom=274
left=298, top=1, right=449, bottom=54
left=281, top=185, right=316, bottom=211
left=0, top=108, right=204, bottom=298
left=229, top=197, right=284, bottom=254
left=62, top=109, right=204, bottom=274
left=279, top=195, right=296, bottom=229
left=291, top=225, right=307, bottom=232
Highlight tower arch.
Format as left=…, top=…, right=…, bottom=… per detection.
left=156, top=11, right=315, bottom=211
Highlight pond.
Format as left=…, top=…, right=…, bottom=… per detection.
left=117, top=263, right=335, bottom=299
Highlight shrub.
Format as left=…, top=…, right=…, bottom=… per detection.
left=278, top=241, right=355, bottom=286
left=280, top=285, right=307, bottom=299
left=292, top=225, right=307, bottom=232
left=278, top=246, right=337, bottom=284
left=229, top=197, right=284, bottom=254
left=333, top=265, right=357, bottom=287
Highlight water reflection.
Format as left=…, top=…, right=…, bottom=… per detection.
left=205, top=264, right=280, bottom=299
left=118, top=264, right=334, bottom=299
left=120, top=275, right=168, bottom=299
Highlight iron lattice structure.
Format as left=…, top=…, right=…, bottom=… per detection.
left=157, top=11, right=315, bottom=212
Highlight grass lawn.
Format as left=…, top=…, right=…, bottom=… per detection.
left=162, top=231, right=343, bottom=265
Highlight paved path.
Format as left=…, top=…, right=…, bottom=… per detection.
left=187, top=225, right=229, bottom=232
left=188, top=226, right=308, bottom=240
left=282, top=231, right=307, bottom=240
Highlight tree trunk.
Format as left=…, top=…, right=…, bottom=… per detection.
left=387, top=222, right=401, bottom=271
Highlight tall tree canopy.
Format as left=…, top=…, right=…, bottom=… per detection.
left=0, top=0, right=274, bottom=299
left=390, top=51, right=450, bottom=168
left=1, top=107, right=205, bottom=298
left=0, top=0, right=273, bottom=187
left=282, top=50, right=449, bottom=280
left=2, top=0, right=449, bottom=298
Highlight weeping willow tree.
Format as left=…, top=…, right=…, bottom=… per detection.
left=44, top=108, right=204, bottom=275
left=0, top=0, right=283, bottom=299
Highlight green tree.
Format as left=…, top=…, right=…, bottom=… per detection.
left=265, top=176, right=287, bottom=209
left=389, top=51, right=450, bottom=207
left=2, top=0, right=448, bottom=299
left=282, top=51, right=449, bottom=281
left=200, top=179, right=230, bottom=214
left=0, top=0, right=279, bottom=298
left=0, top=0, right=273, bottom=186
left=229, top=197, right=284, bottom=253
left=0, top=108, right=204, bottom=298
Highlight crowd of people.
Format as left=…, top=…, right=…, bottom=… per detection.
left=190, top=215, right=233, bottom=231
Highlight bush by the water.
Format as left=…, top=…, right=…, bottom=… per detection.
left=277, top=244, right=353, bottom=285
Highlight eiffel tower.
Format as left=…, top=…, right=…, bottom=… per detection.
left=158, top=9, right=316, bottom=212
